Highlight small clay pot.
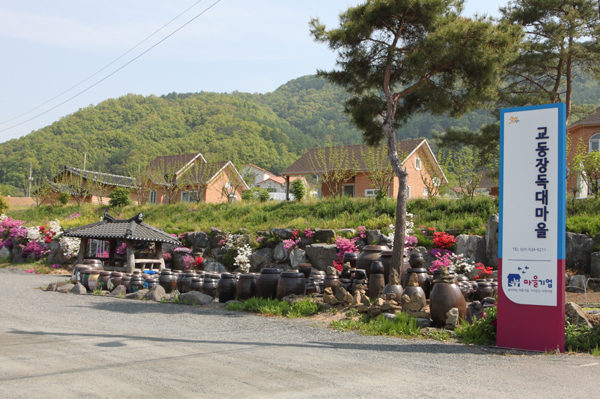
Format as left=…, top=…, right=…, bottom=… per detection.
left=305, top=277, right=317, bottom=295
left=324, top=275, right=339, bottom=291
left=217, top=273, right=237, bottom=302
left=120, top=275, right=131, bottom=290
left=256, top=268, right=282, bottom=300
left=108, top=272, right=122, bottom=292
left=202, top=275, right=218, bottom=298
left=190, top=277, right=202, bottom=292
left=236, top=274, right=257, bottom=301
left=408, top=253, right=424, bottom=268
left=340, top=268, right=352, bottom=279
left=474, top=281, right=493, bottom=301
left=98, top=271, right=111, bottom=291
left=144, top=277, right=158, bottom=290
left=276, top=272, right=305, bottom=300
left=80, top=267, right=92, bottom=290
left=382, top=284, right=404, bottom=301
left=370, top=261, right=385, bottom=275
left=181, top=271, right=197, bottom=293
left=297, top=263, right=312, bottom=279
left=354, top=269, right=367, bottom=280
left=368, top=274, right=385, bottom=299
left=129, top=275, right=144, bottom=293
left=342, top=252, right=359, bottom=269
left=159, top=270, right=174, bottom=293
left=376, top=250, right=393, bottom=285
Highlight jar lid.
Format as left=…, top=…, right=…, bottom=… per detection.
left=363, top=245, right=390, bottom=251
left=78, top=266, right=91, bottom=272
left=239, top=274, right=257, bottom=279
left=221, top=273, right=235, bottom=278
left=160, top=270, right=173, bottom=275
left=110, top=272, right=123, bottom=276
left=379, top=250, right=394, bottom=256
left=406, top=268, right=427, bottom=273
left=342, top=252, right=359, bottom=258
left=100, top=271, right=111, bottom=276
left=90, top=270, right=100, bottom=274
left=261, top=268, right=282, bottom=274
left=280, top=272, right=303, bottom=278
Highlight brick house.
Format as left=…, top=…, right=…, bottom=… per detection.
left=281, top=139, right=446, bottom=199
left=566, top=107, right=600, bottom=198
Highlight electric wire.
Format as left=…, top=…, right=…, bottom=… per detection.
left=0, top=0, right=222, bottom=133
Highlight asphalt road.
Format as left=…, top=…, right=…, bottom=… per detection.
left=0, top=269, right=598, bottom=399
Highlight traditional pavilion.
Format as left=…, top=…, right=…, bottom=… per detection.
left=62, top=213, right=180, bottom=273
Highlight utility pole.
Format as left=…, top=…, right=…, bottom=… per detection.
left=27, top=162, right=33, bottom=197
left=83, top=153, right=87, bottom=171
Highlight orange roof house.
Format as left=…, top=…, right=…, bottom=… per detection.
left=566, top=107, right=600, bottom=198
left=282, top=139, right=447, bottom=200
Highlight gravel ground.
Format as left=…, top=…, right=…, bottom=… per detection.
left=0, top=269, right=598, bottom=399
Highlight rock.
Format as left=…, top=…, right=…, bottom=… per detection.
left=417, top=318, right=433, bottom=328
left=249, top=248, right=274, bottom=272
left=445, top=308, right=460, bottom=330
left=485, top=214, right=499, bottom=268
left=360, top=292, right=371, bottom=307
left=373, top=297, right=385, bottom=307
left=11, top=246, right=22, bottom=263
left=381, top=302, right=401, bottom=313
left=351, top=292, right=361, bottom=306
left=567, top=275, right=587, bottom=292
left=326, top=266, right=337, bottom=276
left=143, top=285, right=166, bottom=301
left=382, top=313, right=396, bottom=321
left=402, top=292, right=425, bottom=312
left=591, top=252, right=600, bottom=278
left=70, top=283, right=87, bottom=295
left=178, top=291, right=214, bottom=305
left=109, top=285, right=127, bottom=297
left=270, top=228, right=295, bottom=240
left=368, top=305, right=382, bottom=318
left=405, top=310, right=431, bottom=318
left=314, top=229, right=336, bottom=243
left=273, top=242, right=289, bottom=263
left=126, top=290, right=148, bottom=300
left=57, top=283, right=75, bottom=293
left=566, top=232, right=594, bottom=273
left=26, top=253, right=36, bottom=262
left=344, top=292, right=353, bottom=304
left=357, top=305, right=369, bottom=313
left=289, top=249, right=306, bottom=269
left=455, top=234, right=487, bottom=264
left=565, top=302, right=592, bottom=327
left=366, top=230, right=382, bottom=245
left=171, top=251, right=187, bottom=270
left=377, top=235, right=394, bottom=248
left=0, top=246, right=10, bottom=259
left=305, top=244, right=338, bottom=271
left=46, top=282, right=58, bottom=291
left=203, top=258, right=228, bottom=273
left=323, top=292, right=338, bottom=305
left=46, top=240, right=67, bottom=265
left=187, top=231, right=210, bottom=251
left=209, top=233, right=227, bottom=248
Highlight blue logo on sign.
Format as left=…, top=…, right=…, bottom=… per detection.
left=507, top=274, right=521, bottom=287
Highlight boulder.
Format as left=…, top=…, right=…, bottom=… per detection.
left=417, top=318, right=433, bottom=328
left=357, top=305, right=369, bottom=313
left=203, top=258, right=227, bottom=273
left=11, top=246, right=22, bottom=263
left=171, top=251, right=187, bottom=271
left=273, top=242, right=289, bottom=263
left=109, top=285, right=127, bottom=297
left=143, top=285, right=167, bottom=302
left=70, top=283, right=87, bottom=295
left=289, top=249, right=307, bottom=269
left=368, top=305, right=382, bottom=318
left=26, top=253, right=36, bottom=262
left=187, top=231, right=210, bottom=251
left=382, top=313, right=396, bottom=321
left=337, top=229, right=356, bottom=237
left=0, top=246, right=10, bottom=259
left=178, top=291, right=213, bottom=305
left=366, top=230, right=382, bottom=246
left=591, top=252, right=600, bottom=279
left=485, top=214, right=499, bottom=268
left=305, top=244, right=338, bottom=271
left=270, top=228, right=294, bottom=240
left=57, top=283, right=75, bottom=293
left=209, top=233, right=227, bottom=248
left=249, top=248, right=274, bottom=272
left=566, top=232, right=594, bottom=273
left=455, top=235, right=487, bottom=264
left=314, top=229, right=336, bottom=243
left=377, top=235, right=394, bottom=248
left=567, top=275, right=587, bottom=292
left=46, top=282, right=58, bottom=291
left=46, top=240, right=67, bottom=265
left=445, top=308, right=460, bottom=330
left=565, top=302, right=592, bottom=327
left=126, top=290, right=148, bottom=300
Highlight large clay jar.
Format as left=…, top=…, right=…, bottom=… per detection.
left=356, top=245, right=389, bottom=278
left=87, top=270, right=100, bottom=291
left=80, top=267, right=92, bottom=290
left=491, top=281, right=498, bottom=297
left=368, top=274, right=385, bottom=299
left=236, top=274, right=257, bottom=301
left=475, top=281, right=494, bottom=301
left=276, top=272, right=305, bottom=300
left=190, top=277, right=202, bottom=292
left=298, top=263, right=312, bottom=279
left=82, top=259, right=104, bottom=272
left=107, top=272, right=122, bottom=292
left=403, top=267, right=431, bottom=299
left=202, top=274, right=219, bottom=298
left=324, top=275, right=339, bottom=291
left=159, top=270, right=174, bottom=293
left=120, top=275, right=131, bottom=290
left=171, top=270, right=183, bottom=292
left=217, top=273, right=237, bottom=302
left=343, top=252, right=359, bottom=269
left=382, top=284, right=404, bottom=301
left=256, top=268, right=282, bottom=299
left=98, top=271, right=111, bottom=291
left=429, top=282, right=467, bottom=327
left=402, top=285, right=425, bottom=304
left=144, top=277, right=158, bottom=290
left=181, top=271, right=197, bottom=293
left=375, top=250, right=394, bottom=285
left=129, top=275, right=144, bottom=293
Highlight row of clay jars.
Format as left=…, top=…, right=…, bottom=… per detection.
left=71, top=259, right=103, bottom=284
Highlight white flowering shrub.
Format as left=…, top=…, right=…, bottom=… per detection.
left=59, top=237, right=80, bottom=259
left=234, top=244, right=252, bottom=273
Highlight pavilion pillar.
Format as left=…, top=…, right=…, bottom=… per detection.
left=108, top=238, right=117, bottom=266
left=155, top=241, right=165, bottom=270
left=76, top=237, right=89, bottom=264
left=126, top=240, right=135, bottom=273
left=285, top=176, right=290, bottom=201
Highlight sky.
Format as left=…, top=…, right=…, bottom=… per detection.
left=0, top=0, right=509, bottom=143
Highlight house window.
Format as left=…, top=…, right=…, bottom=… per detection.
left=181, top=191, right=198, bottom=203
left=225, top=182, right=233, bottom=189
left=365, top=189, right=378, bottom=197
left=423, top=188, right=428, bottom=196
left=415, top=157, right=422, bottom=170
left=342, top=184, right=355, bottom=197
left=590, top=134, right=600, bottom=152
left=149, top=190, right=157, bottom=204
left=407, top=186, right=411, bottom=199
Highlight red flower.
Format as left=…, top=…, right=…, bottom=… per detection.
left=428, top=227, right=437, bottom=231
left=491, top=318, right=498, bottom=327
left=333, top=260, right=343, bottom=272
left=194, top=257, right=204, bottom=266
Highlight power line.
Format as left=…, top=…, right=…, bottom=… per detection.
left=0, top=0, right=222, bottom=133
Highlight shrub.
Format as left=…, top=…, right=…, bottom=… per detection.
left=58, top=192, right=70, bottom=205
left=109, top=188, right=132, bottom=207
left=0, top=194, right=8, bottom=214
left=291, top=179, right=306, bottom=202
left=242, top=187, right=270, bottom=202
left=455, top=303, right=497, bottom=345
left=565, top=322, right=600, bottom=354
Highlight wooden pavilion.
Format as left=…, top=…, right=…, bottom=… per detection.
left=62, top=213, right=181, bottom=273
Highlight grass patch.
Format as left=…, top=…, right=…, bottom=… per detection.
left=330, top=313, right=421, bottom=338
left=454, top=305, right=497, bottom=345
left=565, top=322, right=600, bottom=354
left=225, top=297, right=321, bottom=318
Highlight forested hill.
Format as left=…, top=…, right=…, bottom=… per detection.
left=1, top=74, right=599, bottom=194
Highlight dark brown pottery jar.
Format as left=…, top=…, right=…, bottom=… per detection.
left=144, top=277, right=158, bottom=290
left=129, top=275, right=144, bottom=293
left=403, top=268, right=431, bottom=299
left=340, top=267, right=352, bottom=279
left=190, top=277, right=202, bottom=292
left=82, top=258, right=104, bottom=272
left=429, top=282, right=467, bottom=327
left=181, top=271, right=197, bottom=293
left=217, top=273, right=237, bottom=302
left=171, top=270, right=182, bottom=292
left=343, top=252, right=359, bottom=269
left=297, top=263, right=312, bottom=279
left=376, top=250, right=393, bottom=285
left=108, top=272, right=122, bottom=292
left=158, top=270, right=174, bottom=293
left=402, top=285, right=425, bottom=304
left=87, top=270, right=100, bottom=291
left=71, top=264, right=82, bottom=284
left=356, top=245, right=390, bottom=278
left=176, top=272, right=186, bottom=293
left=474, top=281, right=494, bottom=301
left=305, top=277, right=317, bottom=295
left=368, top=274, right=385, bottom=299
left=491, top=281, right=498, bottom=297
left=119, top=275, right=131, bottom=290
left=256, top=268, right=282, bottom=300
left=237, top=274, right=257, bottom=301
left=382, top=284, right=404, bottom=301
left=80, top=267, right=92, bottom=290
left=98, top=271, right=111, bottom=291
left=324, top=275, right=339, bottom=291
left=202, top=275, right=218, bottom=298
left=354, top=269, right=367, bottom=280
left=456, top=275, right=469, bottom=284
left=276, top=272, right=305, bottom=300
left=370, top=261, right=384, bottom=275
